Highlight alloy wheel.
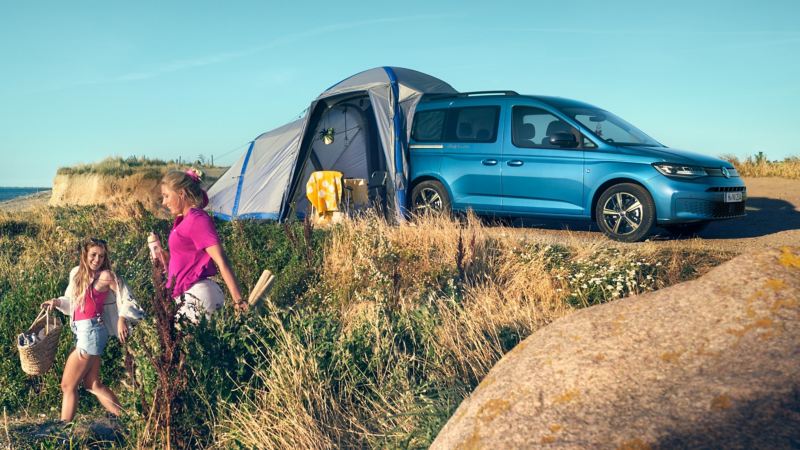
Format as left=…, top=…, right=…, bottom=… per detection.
left=601, top=192, right=643, bottom=236
left=413, top=187, right=443, bottom=213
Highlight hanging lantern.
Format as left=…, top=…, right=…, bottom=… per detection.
left=321, top=128, right=335, bottom=145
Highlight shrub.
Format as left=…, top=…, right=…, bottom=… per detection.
left=722, top=153, right=800, bottom=179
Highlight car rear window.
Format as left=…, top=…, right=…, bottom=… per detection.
left=412, top=110, right=446, bottom=142
left=412, top=106, right=500, bottom=143
left=451, top=107, right=499, bottom=142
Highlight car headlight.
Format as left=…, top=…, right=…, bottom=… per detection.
left=652, top=163, right=707, bottom=178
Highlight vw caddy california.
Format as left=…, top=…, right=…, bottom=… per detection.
left=408, top=92, right=746, bottom=242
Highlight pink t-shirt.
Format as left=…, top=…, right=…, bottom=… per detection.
left=167, top=208, right=221, bottom=297
left=73, top=285, right=109, bottom=321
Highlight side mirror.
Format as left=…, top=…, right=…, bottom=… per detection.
left=548, top=132, right=578, bottom=148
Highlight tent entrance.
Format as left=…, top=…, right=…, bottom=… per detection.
left=290, top=93, right=386, bottom=216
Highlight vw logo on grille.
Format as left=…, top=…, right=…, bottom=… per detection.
left=721, top=167, right=730, bottom=178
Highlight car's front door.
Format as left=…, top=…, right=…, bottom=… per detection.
left=502, top=105, right=585, bottom=216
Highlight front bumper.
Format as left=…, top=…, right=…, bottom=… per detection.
left=649, top=175, right=747, bottom=224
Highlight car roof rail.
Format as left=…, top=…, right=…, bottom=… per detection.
left=459, top=90, right=519, bottom=97
left=423, top=90, right=519, bottom=101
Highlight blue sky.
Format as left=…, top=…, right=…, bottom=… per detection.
left=1, top=0, right=798, bottom=187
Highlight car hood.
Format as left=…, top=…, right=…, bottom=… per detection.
left=621, top=146, right=733, bottom=168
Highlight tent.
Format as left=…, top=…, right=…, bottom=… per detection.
left=207, top=67, right=457, bottom=221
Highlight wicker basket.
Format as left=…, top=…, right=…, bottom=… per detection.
left=17, top=308, right=63, bottom=376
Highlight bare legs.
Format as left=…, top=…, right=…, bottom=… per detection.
left=60, top=349, right=121, bottom=422
left=60, top=349, right=92, bottom=422
left=83, top=355, right=122, bottom=416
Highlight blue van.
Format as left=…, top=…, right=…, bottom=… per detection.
left=408, top=92, right=746, bottom=242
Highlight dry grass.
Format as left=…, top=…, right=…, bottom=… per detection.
left=1, top=207, right=736, bottom=448
left=56, top=156, right=174, bottom=178
left=0, top=206, right=74, bottom=279
left=215, top=213, right=734, bottom=448
left=55, top=156, right=228, bottom=183
left=723, top=153, right=800, bottom=179
left=215, top=213, right=576, bottom=447
left=214, top=316, right=338, bottom=450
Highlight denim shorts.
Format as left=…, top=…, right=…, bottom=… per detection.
left=71, top=318, right=109, bottom=356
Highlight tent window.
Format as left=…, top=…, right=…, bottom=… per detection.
left=411, top=109, right=446, bottom=142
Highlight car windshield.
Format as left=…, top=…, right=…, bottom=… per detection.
left=563, top=107, right=662, bottom=147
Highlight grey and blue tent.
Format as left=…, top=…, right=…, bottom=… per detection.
left=207, top=67, right=457, bottom=221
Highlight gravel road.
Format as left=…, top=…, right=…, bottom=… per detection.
left=499, top=177, right=800, bottom=253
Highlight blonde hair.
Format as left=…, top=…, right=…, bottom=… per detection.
left=161, top=169, right=207, bottom=209
left=73, top=237, right=112, bottom=312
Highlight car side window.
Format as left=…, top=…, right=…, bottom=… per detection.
left=412, top=106, right=500, bottom=143
left=447, top=106, right=499, bottom=143
left=512, top=106, right=595, bottom=149
left=412, top=109, right=446, bottom=142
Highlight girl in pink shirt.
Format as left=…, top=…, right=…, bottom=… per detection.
left=158, top=168, right=245, bottom=322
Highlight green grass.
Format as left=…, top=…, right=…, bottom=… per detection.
left=0, top=207, right=734, bottom=448
left=55, top=156, right=219, bottom=178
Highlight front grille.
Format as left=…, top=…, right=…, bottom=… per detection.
left=706, top=186, right=746, bottom=192
left=677, top=199, right=746, bottom=218
left=704, top=167, right=739, bottom=177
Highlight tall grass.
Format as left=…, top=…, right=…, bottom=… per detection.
left=723, top=153, right=800, bottom=179
left=55, top=156, right=223, bottom=178
left=0, top=207, right=734, bottom=448
left=57, top=156, right=174, bottom=178
left=212, top=213, right=732, bottom=449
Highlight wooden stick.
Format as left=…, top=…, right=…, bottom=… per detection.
left=248, top=269, right=275, bottom=307
left=3, top=406, right=10, bottom=445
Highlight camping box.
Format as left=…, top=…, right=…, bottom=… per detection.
left=343, top=178, right=368, bottom=210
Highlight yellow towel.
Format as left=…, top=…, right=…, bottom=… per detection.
left=306, top=171, right=343, bottom=216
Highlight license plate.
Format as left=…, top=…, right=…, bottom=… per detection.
left=725, top=191, right=743, bottom=203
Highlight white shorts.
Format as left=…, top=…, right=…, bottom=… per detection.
left=174, top=279, right=225, bottom=324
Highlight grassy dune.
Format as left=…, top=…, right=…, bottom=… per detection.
left=56, top=156, right=225, bottom=179
left=0, top=206, right=734, bottom=448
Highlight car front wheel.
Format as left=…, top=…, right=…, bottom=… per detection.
left=410, top=180, right=451, bottom=217
left=595, top=183, right=656, bottom=242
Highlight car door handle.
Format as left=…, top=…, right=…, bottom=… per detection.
left=481, top=159, right=498, bottom=166
left=507, top=160, right=524, bottom=167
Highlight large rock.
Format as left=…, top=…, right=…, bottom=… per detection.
left=433, top=247, right=800, bottom=449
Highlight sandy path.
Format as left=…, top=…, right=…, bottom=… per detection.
left=0, top=190, right=52, bottom=213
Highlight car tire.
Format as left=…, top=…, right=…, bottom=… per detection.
left=663, top=221, right=709, bottom=237
left=595, top=183, right=656, bottom=242
left=410, top=180, right=451, bottom=217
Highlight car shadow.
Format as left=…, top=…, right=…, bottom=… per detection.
left=659, top=196, right=800, bottom=240
left=480, top=196, right=800, bottom=240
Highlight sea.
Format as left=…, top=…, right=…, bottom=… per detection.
left=0, top=187, right=49, bottom=203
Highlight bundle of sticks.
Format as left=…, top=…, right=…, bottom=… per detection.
left=247, top=269, right=275, bottom=307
